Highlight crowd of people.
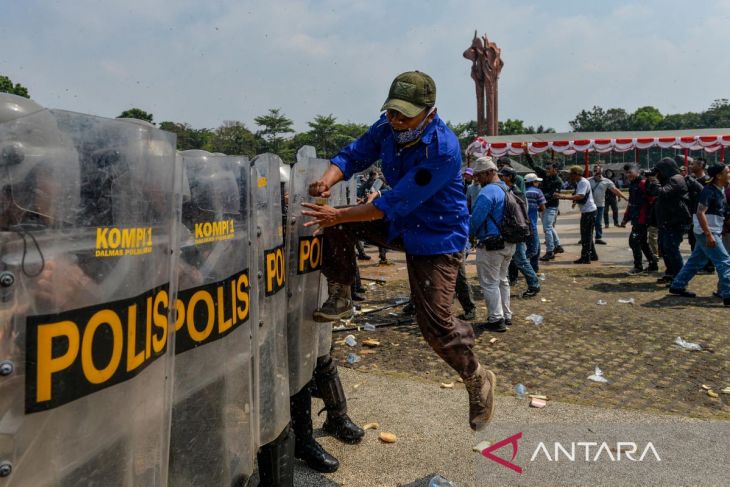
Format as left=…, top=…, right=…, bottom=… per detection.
left=461, top=153, right=730, bottom=334
left=301, top=70, right=730, bottom=456
left=349, top=152, right=730, bottom=336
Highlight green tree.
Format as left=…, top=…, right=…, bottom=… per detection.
left=630, top=106, right=663, bottom=131
left=307, top=114, right=338, bottom=158
left=569, top=106, right=630, bottom=132
left=332, top=122, right=368, bottom=148
left=0, top=75, right=29, bottom=98
left=118, top=108, right=154, bottom=124
left=254, top=108, right=294, bottom=156
left=701, top=99, right=730, bottom=128
left=210, top=121, right=258, bottom=156
left=448, top=120, right=478, bottom=153
left=158, top=121, right=215, bottom=150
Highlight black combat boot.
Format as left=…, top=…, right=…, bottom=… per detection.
left=314, top=354, right=365, bottom=444
left=256, top=423, right=295, bottom=487
left=290, top=383, right=339, bottom=473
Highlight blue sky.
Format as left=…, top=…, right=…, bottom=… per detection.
left=2, top=0, right=729, bottom=132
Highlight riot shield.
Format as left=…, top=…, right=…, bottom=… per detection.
left=0, top=108, right=179, bottom=486
left=167, top=151, right=254, bottom=487
left=345, top=174, right=358, bottom=206
left=284, top=147, right=330, bottom=395
left=315, top=172, right=351, bottom=355
left=249, top=154, right=290, bottom=448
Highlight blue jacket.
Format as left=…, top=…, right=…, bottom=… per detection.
left=331, top=114, right=468, bottom=255
left=470, top=181, right=508, bottom=240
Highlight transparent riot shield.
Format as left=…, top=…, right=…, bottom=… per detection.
left=0, top=108, right=180, bottom=486
left=249, top=154, right=290, bottom=448
left=346, top=174, right=358, bottom=206
left=315, top=172, right=350, bottom=355
left=168, top=151, right=254, bottom=487
left=284, top=147, right=330, bottom=395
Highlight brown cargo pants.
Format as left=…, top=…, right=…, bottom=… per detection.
left=322, top=220, right=480, bottom=379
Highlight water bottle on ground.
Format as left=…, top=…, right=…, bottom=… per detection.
left=429, top=475, right=455, bottom=487
left=514, top=383, right=527, bottom=400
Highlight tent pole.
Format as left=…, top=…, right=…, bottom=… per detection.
left=584, top=150, right=589, bottom=176
left=722, top=146, right=726, bottom=163
left=684, top=148, right=689, bottom=170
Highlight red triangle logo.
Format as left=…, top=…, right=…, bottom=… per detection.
left=481, top=432, right=523, bottom=474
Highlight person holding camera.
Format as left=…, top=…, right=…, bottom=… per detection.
left=470, top=157, right=514, bottom=333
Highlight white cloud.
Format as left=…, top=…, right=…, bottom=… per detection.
left=1, top=0, right=728, bottom=134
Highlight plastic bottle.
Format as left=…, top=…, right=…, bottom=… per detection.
left=429, top=475, right=455, bottom=487
left=514, top=383, right=527, bottom=400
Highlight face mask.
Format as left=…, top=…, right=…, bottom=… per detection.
left=392, top=107, right=435, bottom=145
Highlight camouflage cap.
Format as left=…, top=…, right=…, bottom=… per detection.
left=381, top=71, right=436, bottom=118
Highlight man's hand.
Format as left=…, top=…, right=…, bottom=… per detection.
left=35, top=259, right=94, bottom=308
left=706, top=232, right=717, bottom=248
left=308, top=180, right=331, bottom=198
left=365, top=191, right=379, bottom=204
left=302, top=203, right=341, bottom=234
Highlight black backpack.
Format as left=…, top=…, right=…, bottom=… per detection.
left=490, top=185, right=531, bottom=243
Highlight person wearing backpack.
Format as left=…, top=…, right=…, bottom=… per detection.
left=497, top=166, right=541, bottom=297
left=470, top=157, right=533, bottom=333
left=556, top=165, right=599, bottom=264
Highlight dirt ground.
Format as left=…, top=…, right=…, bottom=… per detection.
left=332, top=244, right=730, bottom=421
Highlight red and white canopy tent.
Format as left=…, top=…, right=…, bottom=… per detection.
left=467, top=128, right=730, bottom=174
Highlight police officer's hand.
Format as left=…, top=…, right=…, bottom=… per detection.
left=365, top=191, right=379, bottom=204
left=308, top=180, right=331, bottom=198
left=301, top=202, right=341, bottom=234
left=35, top=259, right=94, bottom=308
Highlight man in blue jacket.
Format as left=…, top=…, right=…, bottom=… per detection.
left=302, top=71, right=496, bottom=431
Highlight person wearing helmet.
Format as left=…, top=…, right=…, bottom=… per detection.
left=303, top=71, right=496, bottom=432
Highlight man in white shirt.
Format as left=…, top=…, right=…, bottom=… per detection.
left=556, top=165, right=599, bottom=263
left=589, top=163, right=627, bottom=244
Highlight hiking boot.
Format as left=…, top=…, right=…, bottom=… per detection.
left=539, top=252, right=555, bottom=261
left=483, top=319, right=508, bottom=333
left=378, top=259, right=393, bottom=266
left=352, top=291, right=365, bottom=302
left=595, top=239, right=607, bottom=245
left=402, top=300, right=415, bottom=316
left=463, top=365, right=497, bottom=431
left=522, top=287, right=540, bottom=298
left=357, top=253, right=371, bottom=261
left=313, top=282, right=353, bottom=322
left=459, top=308, right=476, bottom=321
left=504, top=318, right=512, bottom=327
left=627, top=267, right=645, bottom=275
left=590, top=254, right=599, bottom=261
left=656, top=275, right=673, bottom=284
left=573, top=258, right=591, bottom=264
left=554, top=245, right=565, bottom=254
left=669, top=287, right=696, bottom=298
left=647, top=261, right=659, bottom=273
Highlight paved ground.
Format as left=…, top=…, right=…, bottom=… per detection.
left=338, top=204, right=730, bottom=421
left=291, top=368, right=729, bottom=487
left=265, top=203, right=730, bottom=486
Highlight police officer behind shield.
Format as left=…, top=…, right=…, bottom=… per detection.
left=303, top=71, right=497, bottom=431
